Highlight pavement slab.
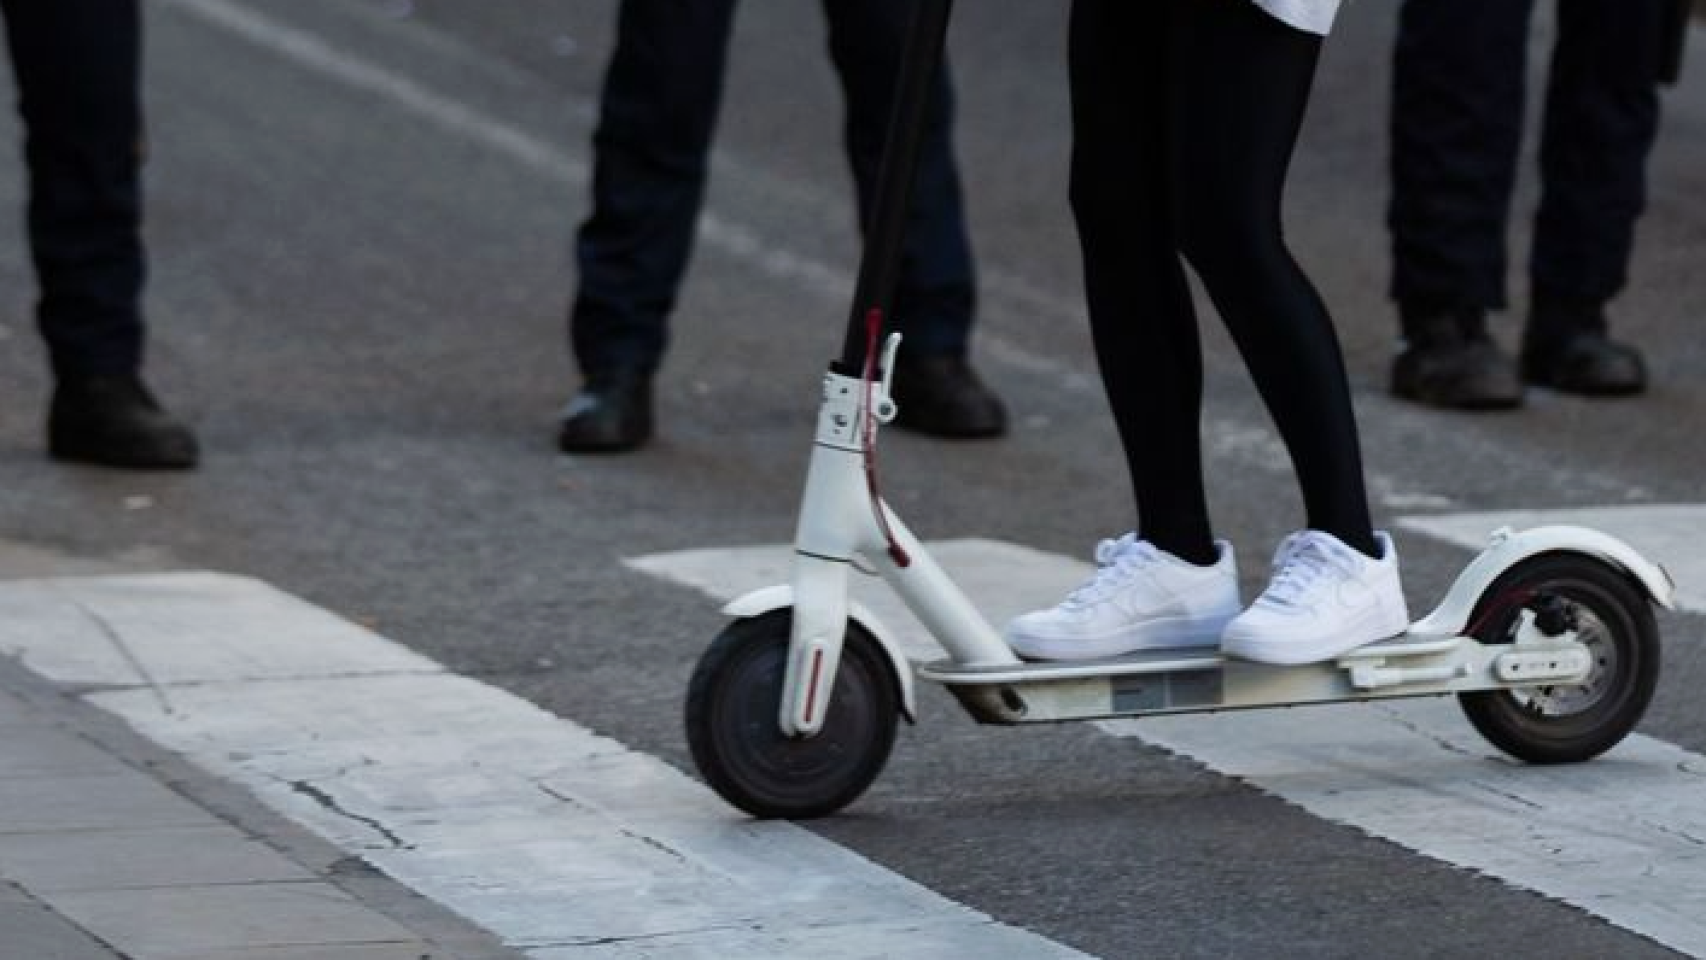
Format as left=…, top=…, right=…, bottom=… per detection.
left=0, top=569, right=521, bottom=960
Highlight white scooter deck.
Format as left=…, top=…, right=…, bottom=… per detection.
left=917, top=629, right=1592, bottom=724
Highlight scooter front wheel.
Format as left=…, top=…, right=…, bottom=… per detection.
left=685, top=609, right=900, bottom=819
left=1458, top=551, right=1660, bottom=764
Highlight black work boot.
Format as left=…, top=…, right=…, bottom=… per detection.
left=556, top=370, right=653, bottom=453
left=49, top=374, right=200, bottom=469
left=889, top=353, right=1008, bottom=439
left=1390, top=306, right=1523, bottom=411
left=1522, top=293, right=1647, bottom=396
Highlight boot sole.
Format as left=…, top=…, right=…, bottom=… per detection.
left=1391, top=382, right=1523, bottom=412
left=49, top=439, right=198, bottom=470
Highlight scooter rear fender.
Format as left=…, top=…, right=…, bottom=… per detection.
left=1408, top=525, right=1676, bottom=640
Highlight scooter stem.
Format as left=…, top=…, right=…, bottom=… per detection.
left=779, top=368, right=1019, bottom=737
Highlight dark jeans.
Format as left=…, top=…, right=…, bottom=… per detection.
left=570, top=0, right=976, bottom=378
left=1389, top=0, right=1670, bottom=316
left=2, top=0, right=146, bottom=380
left=1071, top=0, right=1375, bottom=562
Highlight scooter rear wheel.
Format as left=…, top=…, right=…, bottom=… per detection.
left=686, top=609, right=899, bottom=819
left=1458, top=551, right=1659, bottom=764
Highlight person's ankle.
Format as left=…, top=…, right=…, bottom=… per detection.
left=1528, top=288, right=1609, bottom=340
left=1399, top=301, right=1489, bottom=343
left=1145, top=537, right=1218, bottom=567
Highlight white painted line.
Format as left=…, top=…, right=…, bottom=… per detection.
left=631, top=524, right=1706, bottom=956
left=1111, top=701, right=1706, bottom=951
left=0, top=573, right=1087, bottom=959
left=1399, top=503, right=1706, bottom=614
left=158, top=0, right=588, bottom=185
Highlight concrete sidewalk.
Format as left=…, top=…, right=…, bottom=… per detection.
left=0, top=545, right=519, bottom=960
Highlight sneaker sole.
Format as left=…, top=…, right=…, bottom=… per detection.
left=1008, top=614, right=1232, bottom=662
left=1221, top=618, right=1409, bottom=667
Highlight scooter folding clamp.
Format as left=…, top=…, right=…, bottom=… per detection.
left=871, top=332, right=903, bottom=425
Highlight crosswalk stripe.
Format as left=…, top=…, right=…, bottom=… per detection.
left=629, top=516, right=1706, bottom=956
left=0, top=573, right=1087, bottom=959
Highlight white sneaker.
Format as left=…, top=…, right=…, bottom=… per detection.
left=1006, top=535, right=1241, bottom=661
left=1221, top=530, right=1410, bottom=665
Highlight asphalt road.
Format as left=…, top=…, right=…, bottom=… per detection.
left=1, top=1, right=1703, bottom=957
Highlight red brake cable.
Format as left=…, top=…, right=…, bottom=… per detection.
left=860, top=308, right=910, bottom=567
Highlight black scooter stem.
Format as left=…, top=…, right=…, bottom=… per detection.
left=837, top=0, right=956, bottom=373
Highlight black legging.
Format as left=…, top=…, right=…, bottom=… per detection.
left=1070, top=0, right=1376, bottom=565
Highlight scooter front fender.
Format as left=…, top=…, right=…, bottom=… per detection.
left=1409, top=525, right=1677, bottom=640
left=723, top=585, right=918, bottom=723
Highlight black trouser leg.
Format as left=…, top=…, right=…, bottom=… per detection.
left=2, top=0, right=146, bottom=380
left=1388, top=0, right=1534, bottom=318
left=823, top=0, right=975, bottom=357
left=1530, top=0, right=1667, bottom=324
left=570, top=0, right=739, bottom=378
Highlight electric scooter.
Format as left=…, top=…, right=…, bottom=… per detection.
left=683, top=0, right=1676, bottom=820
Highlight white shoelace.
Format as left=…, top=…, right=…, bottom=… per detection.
left=1063, top=534, right=1161, bottom=608
left=1259, top=533, right=1356, bottom=610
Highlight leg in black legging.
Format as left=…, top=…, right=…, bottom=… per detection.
left=1069, top=0, right=1214, bottom=565
left=1168, top=0, right=1376, bottom=556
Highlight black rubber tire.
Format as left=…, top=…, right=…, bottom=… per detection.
left=1458, top=551, right=1659, bottom=764
left=685, top=610, right=900, bottom=819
